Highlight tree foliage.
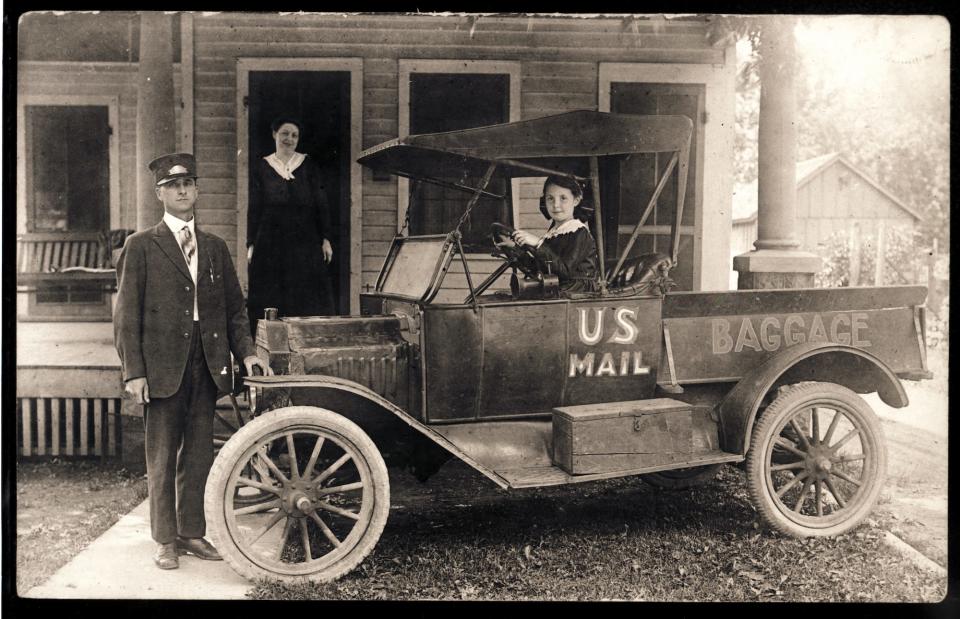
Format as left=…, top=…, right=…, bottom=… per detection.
left=722, top=15, right=950, bottom=247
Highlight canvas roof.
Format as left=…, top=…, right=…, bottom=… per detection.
left=357, top=110, right=693, bottom=181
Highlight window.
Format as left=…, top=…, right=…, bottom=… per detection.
left=407, top=73, right=511, bottom=252
left=606, top=82, right=705, bottom=291
left=25, top=105, right=110, bottom=233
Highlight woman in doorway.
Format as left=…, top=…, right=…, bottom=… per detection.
left=247, top=117, right=336, bottom=336
left=497, top=175, right=599, bottom=292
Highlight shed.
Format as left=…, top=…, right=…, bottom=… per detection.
left=731, top=152, right=923, bottom=259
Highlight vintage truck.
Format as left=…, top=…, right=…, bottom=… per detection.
left=205, top=111, right=932, bottom=583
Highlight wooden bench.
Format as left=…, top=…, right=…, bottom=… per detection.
left=16, top=231, right=131, bottom=321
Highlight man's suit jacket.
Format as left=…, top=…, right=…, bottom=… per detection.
left=114, top=220, right=257, bottom=399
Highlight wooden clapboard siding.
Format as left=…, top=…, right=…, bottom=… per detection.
left=433, top=255, right=514, bottom=304
left=18, top=61, right=184, bottom=233
left=194, top=13, right=707, bottom=33
left=191, top=13, right=718, bottom=291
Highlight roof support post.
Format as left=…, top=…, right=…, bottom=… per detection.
left=136, top=12, right=176, bottom=230
left=734, top=16, right=820, bottom=289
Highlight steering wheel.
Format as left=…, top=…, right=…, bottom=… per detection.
left=490, top=223, right=541, bottom=278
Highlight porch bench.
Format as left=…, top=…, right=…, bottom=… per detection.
left=16, top=231, right=130, bottom=321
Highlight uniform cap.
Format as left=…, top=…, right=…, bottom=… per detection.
left=148, top=153, right=198, bottom=186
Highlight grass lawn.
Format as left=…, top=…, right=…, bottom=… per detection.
left=250, top=462, right=946, bottom=602
left=15, top=459, right=148, bottom=595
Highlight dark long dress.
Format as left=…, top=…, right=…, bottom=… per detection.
left=530, top=221, right=599, bottom=292
left=247, top=155, right=335, bottom=334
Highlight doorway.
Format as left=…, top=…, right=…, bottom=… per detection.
left=246, top=70, right=352, bottom=315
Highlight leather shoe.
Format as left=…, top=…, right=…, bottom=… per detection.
left=154, top=542, right=179, bottom=570
left=176, top=536, right=223, bottom=561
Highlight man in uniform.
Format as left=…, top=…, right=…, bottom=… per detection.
left=114, top=152, right=272, bottom=569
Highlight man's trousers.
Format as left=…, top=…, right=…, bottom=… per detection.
left=143, top=321, right=218, bottom=544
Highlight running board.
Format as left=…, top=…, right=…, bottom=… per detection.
left=431, top=419, right=742, bottom=490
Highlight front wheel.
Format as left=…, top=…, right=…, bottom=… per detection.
left=205, top=406, right=390, bottom=583
left=746, top=382, right=886, bottom=538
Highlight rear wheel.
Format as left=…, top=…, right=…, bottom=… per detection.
left=746, top=382, right=886, bottom=538
left=642, top=464, right=723, bottom=489
left=205, top=406, right=390, bottom=583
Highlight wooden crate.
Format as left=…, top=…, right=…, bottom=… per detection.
left=17, top=396, right=121, bottom=460
left=552, top=398, right=719, bottom=475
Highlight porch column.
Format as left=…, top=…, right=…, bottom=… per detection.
left=136, top=12, right=176, bottom=230
left=733, top=16, right=821, bottom=289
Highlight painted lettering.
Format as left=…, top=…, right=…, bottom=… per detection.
left=808, top=314, right=828, bottom=342
left=608, top=307, right=639, bottom=344
left=851, top=312, right=872, bottom=347
left=830, top=313, right=851, bottom=345
left=735, top=318, right=762, bottom=352
left=569, top=352, right=595, bottom=377
left=578, top=308, right=604, bottom=345
left=711, top=312, right=872, bottom=355
left=712, top=319, right=733, bottom=354
left=784, top=314, right=806, bottom=346
left=633, top=351, right=650, bottom=375
left=595, top=352, right=617, bottom=376
left=569, top=351, right=649, bottom=377
left=759, top=316, right=781, bottom=351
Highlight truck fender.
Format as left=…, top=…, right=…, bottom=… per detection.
left=244, top=374, right=512, bottom=488
left=717, top=341, right=908, bottom=456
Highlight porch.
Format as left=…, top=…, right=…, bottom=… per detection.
left=16, top=321, right=127, bottom=460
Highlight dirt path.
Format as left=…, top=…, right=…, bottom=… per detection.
left=865, top=355, right=948, bottom=569
left=875, top=417, right=948, bottom=567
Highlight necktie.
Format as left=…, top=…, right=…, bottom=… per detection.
left=178, top=226, right=196, bottom=265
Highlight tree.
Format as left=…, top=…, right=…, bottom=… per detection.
left=720, top=15, right=950, bottom=248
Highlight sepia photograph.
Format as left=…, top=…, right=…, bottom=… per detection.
left=9, top=10, right=950, bottom=604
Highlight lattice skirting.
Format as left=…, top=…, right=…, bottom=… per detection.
left=17, top=397, right=121, bottom=459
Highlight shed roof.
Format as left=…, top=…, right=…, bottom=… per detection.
left=732, top=153, right=923, bottom=224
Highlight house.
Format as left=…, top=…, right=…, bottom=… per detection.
left=731, top=152, right=924, bottom=262
left=15, top=11, right=738, bottom=460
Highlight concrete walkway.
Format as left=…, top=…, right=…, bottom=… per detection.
left=26, top=500, right=251, bottom=600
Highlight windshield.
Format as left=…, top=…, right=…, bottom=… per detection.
left=377, top=235, right=453, bottom=301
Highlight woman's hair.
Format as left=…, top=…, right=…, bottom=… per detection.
left=542, top=175, right=583, bottom=200
left=539, top=174, right=590, bottom=221
left=271, top=116, right=303, bottom=135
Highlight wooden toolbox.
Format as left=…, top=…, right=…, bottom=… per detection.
left=551, top=398, right=719, bottom=475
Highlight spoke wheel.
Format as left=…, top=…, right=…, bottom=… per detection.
left=205, top=406, right=389, bottom=582
left=212, top=396, right=273, bottom=508
left=641, top=464, right=723, bottom=489
left=746, top=382, right=886, bottom=538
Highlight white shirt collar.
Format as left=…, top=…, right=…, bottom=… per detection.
left=163, top=211, right=196, bottom=237
left=539, top=218, right=587, bottom=244
left=265, top=152, right=306, bottom=180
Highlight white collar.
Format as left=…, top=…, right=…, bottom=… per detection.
left=265, top=152, right=306, bottom=180
left=539, top=218, right=587, bottom=244
left=163, top=211, right=196, bottom=237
